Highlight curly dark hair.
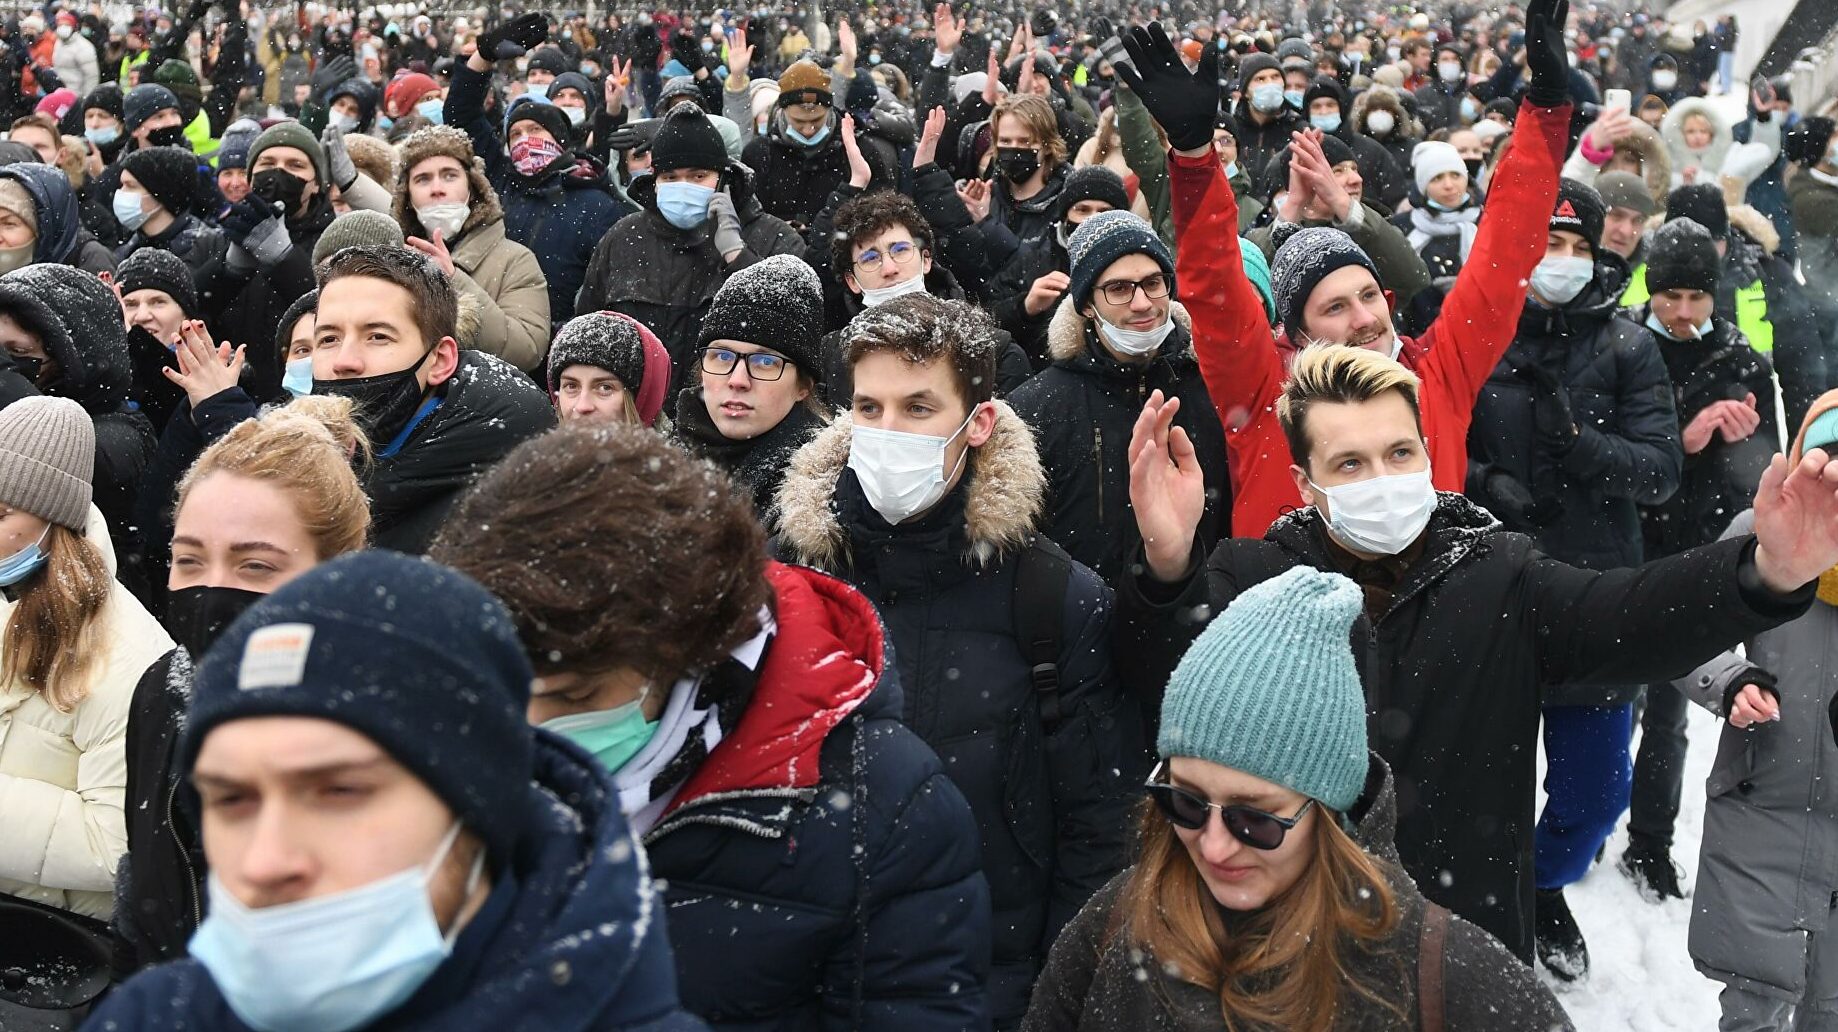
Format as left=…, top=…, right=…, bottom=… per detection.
left=828, top=188, right=937, bottom=282
left=431, top=424, right=770, bottom=683
left=843, top=293, right=997, bottom=409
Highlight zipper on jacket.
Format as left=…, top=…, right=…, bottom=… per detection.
left=1093, top=425, right=1105, bottom=520
left=166, top=776, right=201, bottom=928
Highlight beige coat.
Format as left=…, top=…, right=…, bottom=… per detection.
left=450, top=217, right=552, bottom=372
left=0, top=507, right=173, bottom=920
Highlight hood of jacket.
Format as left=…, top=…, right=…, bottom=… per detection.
left=1727, top=203, right=1780, bottom=255
left=1662, top=96, right=1732, bottom=173
left=1046, top=295, right=1194, bottom=364
left=0, top=161, right=82, bottom=265
left=0, top=262, right=129, bottom=413
left=1612, top=117, right=1672, bottom=204
left=776, top=400, right=1046, bottom=572
left=1351, top=84, right=1423, bottom=141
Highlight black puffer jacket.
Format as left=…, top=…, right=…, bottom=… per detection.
left=1226, top=98, right=1303, bottom=197
left=201, top=194, right=332, bottom=401
left=1007, top=302, right=1229, bottom=589
left=364, top=350, right=557, bottom=553
left=742, top=115, right=895, bottom=235
left=114, top=647, right=202, bottom=974
left=1022, top=756, right=1576, bottom=1032
left=978, top=163, right=1067, bottom=273
left=983, top=231, right=1065, bottom=367
left=1115, top=493, right=1813, bottom=962
left=776, top=405, right=1146, bottom=1026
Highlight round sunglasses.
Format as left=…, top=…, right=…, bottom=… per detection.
left=1144, top=764, right=1316, bottom=851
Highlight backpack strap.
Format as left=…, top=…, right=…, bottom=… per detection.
left=1012, top=538, right=1073, bottom=732
left=1418, top=901, right=1449, bottom=1032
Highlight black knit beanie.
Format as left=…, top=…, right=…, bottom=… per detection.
left=122, top=83, right=178, bottom=134
left=697, top=255, right=825, bottom=383
left=502, top=96, right=574, bottom=147
left=1644, top=218, right=1721, bottom=295
left=1664, top=183, right=1729, bottom=240
left=649, top=105, right=728, bottom=174
left=1549, top=178, right=1606, bottom=251
left=121, top=145, right=197, bottom=218
left=116, top=247, right=197, bottom=317
left=1057, top=165, right=1131, bottom=221
left=83, top=83, right=122, bottom=121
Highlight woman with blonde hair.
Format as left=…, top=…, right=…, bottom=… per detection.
left=113, top=394, right=371, bottom=971
left=1024, top=567, right=1573, bottom=1032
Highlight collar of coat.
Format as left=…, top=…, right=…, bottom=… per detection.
left=775, top=400, right=1045, bottom=572
left=1045, top=296, right=1193, bottom=364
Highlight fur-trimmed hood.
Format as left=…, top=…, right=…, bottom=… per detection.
left=1351, top=84, right=1422, bottom=141
left=1612, top=117, right=1673, bottom=204
left=1045, top=297, right=1193, bottom=362
left=1661, top=97, right=1732, bottom=181
left=1727, top=203, right=1780, bottom=254
left=391, top=124, right=506, bottom=240
left=775, top=401, right=1046, bottom=572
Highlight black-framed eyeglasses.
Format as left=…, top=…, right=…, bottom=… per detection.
left=701, top=347, right=791, bottom=381
left=855, top=240, right=922, bottom=272
left=1097, top=273, right=1171, bottom=306
left=1144, top=762, right=1316, bottom=850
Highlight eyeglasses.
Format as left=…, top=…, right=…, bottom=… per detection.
left=855, top=240, right=921, bottom=272
left=1096, top=273, right=1171, bottom=306
left=1144, top=763, right=1316, bottom=850
left=701, top=347, right=791, bottom=381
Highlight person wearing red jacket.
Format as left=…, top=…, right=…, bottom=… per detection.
left=1134, top=33, right=1570, bottom=539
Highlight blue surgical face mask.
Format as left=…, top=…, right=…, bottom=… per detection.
left=1224, top=160, right=1239, bottom=179
left=1427, top=192, right=1471, bottom=212
left=189, top=821, right=484, bottom=1032
left=282, top=356, right=313, bottom=397
left=1251, top=83, right=1285, bottom=113
left=0, top=527, right=49, bottom=587
left=541, top=693, right=658, bottom=773
left=1529, top=255, right=1594, bottom=306
left=1310, top=113, right=1342, bottom=133
left=525, top=82, right=549, bottom=100
left=656, top=180, right=715, bottom=229
left=85, top=123, right=119, bottom=146
left=1460, top=96, right=1480, bottom=122
left=113, top=188, right=149, bottom=231
left=1644, top=310, right=1713, bottom=341
left=1283, top=88, right=1305, bottom=109
left=561, top=105, right=586, bottom=126
left=416, top=98, right=444, bottom=124
left=789, top=123, right=831, bottom=147
left=376, top=114, right=394, bottom=132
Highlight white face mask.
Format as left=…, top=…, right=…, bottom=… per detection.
left=1529, top=255, right=1594, bottom=306
left=846, top=408, right=978, bottom=524
left=1651, top=70, right=1677, bottom=91
left=1366, top=110, right=1396, bottom=136
left=1099, top=314, right=1176, bottom=357
left=415, top=202, right=470, bottom=241
left=1438, top=62, right=1463, bottom=83
left=1309, top=467, right=1437, bottom=555
left=858, top=272, right=928, bottom=307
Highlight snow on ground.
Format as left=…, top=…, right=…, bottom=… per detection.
left=1538, top=700, right=1725, bottom=1030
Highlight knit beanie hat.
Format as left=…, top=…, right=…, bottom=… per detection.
left=1276, top=37, right=1314, bottom=69
left=1784, top=117, right=1836, bottom=168
left=276, top=288, right=317, bottom=356
left=385, top=71, right=440, bottom=117
left=120, top=145, right=196, bottom=218
left=1237, top=52, right=1280, bottom=91
left=248, top=121, right=329, bottom=186
left=1665, top=183, right=1728, bottom=240
left=697, top=254, right=825, bottom=382
left=503, top=96, right=573, bottom=147
left=36, top=89, right=77, bottom=122
left=525, top=46, right=569, bottom=76
left=549, top=311, right=670, bottom=425
left=311, top=209, right=405, bottom=266
left=1158, top=566, right=1368, bottom=812
left=215, top=117, right=261, bottom=171
left=81, top=84, right=122, bottom=122
left=0, top=396, right=93, bottom=531
left=777, top=59, right=832, bottom=108
left=1271, top=226, right=1380, bottom=340
left=551, top=73, right=597, bottom=109
left=1303, top=75, right=1345, bottom=115
left=116, top=246, right=197, bottom=317
left=650, top=105, right=728, bottom=174
left=1057, top=164, right=1130, bottom=221
left=1410, top=140, right=1466, bottom=197
left=658, top=74, right=708, bottom=112
left=0, top=179, right=36, bottom=237
left=122, top=84, right=178, bottom=134
left=1549, top=178, right=1605, bottom=251
left=1066, top=209, right=1176, bottom=310
left=183, top=551, right=540, bottom=864
left=1645, top=217, right=1721, bottom=295
left=1596, top=171, right=1655, bottom=217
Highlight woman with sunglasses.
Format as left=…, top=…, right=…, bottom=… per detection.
left=1023, top=566, right=1572, bottom=1032
left=672, top=255, right=830, bottom=523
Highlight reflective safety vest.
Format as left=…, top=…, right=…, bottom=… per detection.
left=1622, top=261, right=1774, bottom=354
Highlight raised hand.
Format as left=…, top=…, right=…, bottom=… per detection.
left=163, top=319, right=244, bottom=410
left=914, top=105, right=946, bottom=169
left=607, top=56, right=630, bottom=112
left=1586, top=105, right=1633, bottom=152
left=406, top=228, right=455, bottom=278
left=478, top=12, right=547, bottom=61
left=1114, top=22, right=1219, bottom=153
left=956, top=177, right=991, bottom=222
left=1523, top=0, right=1572, bottom=105
left=1751, top=446, right=1838, bottom=593
left=983, top=48, right=1001, bottom=106
left=1024, top=270, right=1070, bottom=316
left=724, top=29, right=751, bottom=86
left=841, top=114, right=872, bottom=188
left=1129, top=390, right=1206, bottom=582
left=1291, top=128, right=1351, bottom=221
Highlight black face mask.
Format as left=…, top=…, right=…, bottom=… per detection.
left=996, top=146, right=1040, bottom=184
left=251, top=168, right=309, bottom=217
left=146, top=124, right=187, bottom=148
left=1464, top=157, right=1485, bottom=179
left=7, top=354, right=42, bottom=383
left=165, top=585, right=266, bottom=659
left=312, top=346, right=434, bottom=444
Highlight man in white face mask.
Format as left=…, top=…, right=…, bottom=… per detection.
left=777, top=291, right=1145, bottom=1027
left=1126, top=339, right=1838, bottom=972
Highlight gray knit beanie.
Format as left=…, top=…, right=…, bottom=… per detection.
left=312, top=209, right=406, bottom=266
left=0, top=396, right=94, bottom=530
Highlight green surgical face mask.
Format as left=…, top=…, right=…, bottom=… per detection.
left=541, top=693, right=658, bottom=773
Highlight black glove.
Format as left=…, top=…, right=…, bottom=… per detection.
left=1523, top=0, right=1571, bottom=107
left=1518, top=363, right=1579, bottom=452
left=1483, top=468, right=1537, bottom=526
left=671, top=31, right=700, bottom=69
left=605, top=124, right=643, bottom=152
left=1725, top=667, right=1778, bottom=721
left=477, top=13, right=548, bottom=62
left=310, top=54, right=356, bottom=103
left=218, top=198, right=274, bottom=244
left=1113, top=22, right=1218, bottom=152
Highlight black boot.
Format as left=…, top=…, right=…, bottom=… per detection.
left=1535, top=888, right=1590, bottom=982
left=1618, top=835, right=1687, bottom=902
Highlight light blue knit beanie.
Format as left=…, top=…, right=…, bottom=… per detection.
left=1157, top=566, right=1369, bottom=812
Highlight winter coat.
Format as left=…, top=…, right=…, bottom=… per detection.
left=115, top=212, right=229, bottom=294
left=114, top=646, right=201, bottom=973
left=983, top=232, right=1066, bottom=368
left=443, top=217, right=550, bottom=372
left=1226, top=97, right=1304, bottom=198
left=742, top=118, right=894, bottom=235
left=1734, top=112, right=1797, bottom=261
left=1660, top=97, right=1737, bottom=189
left=1685, top=508, right=1838, bottom=1005
left=0, top=161, right=114, bottom=275
left=776, top=406, right=1145, bottom=1024
left=815, top=266, right=1033, bottom=406
left=446, top=60, right=630, bottom=333
left=364, top=350, right=557, bottom=554
left=979, top=163, right=1070, bottom=273
left=200, top=195, right=332, bottom=401
left=1790, top=167, right=1838, bottom=295
left=1008, top=303, right=1230, bottom=589
left=1113, top=492, right=1812, bottom=962
left=672, top=387, right=827, bottom=524
left=1022, top=755, right=1576, bottom=1032
left=86, top=732, right=711, bottom=1031
left=1172, top=98, right=1573, bottom=539
left=0, top=506, right=172, bottom=922
left=1558, top=115, right=1672, bottom=206
left=1412, top=80, right=1475, bottom=137
left=1247, top=202, right=1432, bottom=316
left=577, top=169, right=806, bottom=385
left=1638, top=314, right=1777, bottom=560
left=642, top=561, right=993, bottom=1030
left=52, top=31, right=98, bottom=98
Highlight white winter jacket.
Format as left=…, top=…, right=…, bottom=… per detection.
left=0, top=507, right=172, bottom=920
left=52, top=31, right=99, bottom=100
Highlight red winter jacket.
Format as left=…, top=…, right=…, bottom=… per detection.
left=1170, top=98, right=1572, bottom=538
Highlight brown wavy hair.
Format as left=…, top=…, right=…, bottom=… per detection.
left=3, top=524, right=110, bottom=710
left=1115, top=800, right=1407, bottom=1031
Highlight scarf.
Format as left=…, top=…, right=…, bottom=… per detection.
left=1407, top=204, right=1481, bottom=265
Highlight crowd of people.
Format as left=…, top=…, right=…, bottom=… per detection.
left=0, top=0, right=1836, bottom=1028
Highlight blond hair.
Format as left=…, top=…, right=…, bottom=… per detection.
left=991, top=93, right=1067, bottom=172
left=3, top=524, right=110, bottom=710
left=177, top=396, right=372, bottom=560
left=1277, top=345, right=1422, bottom=469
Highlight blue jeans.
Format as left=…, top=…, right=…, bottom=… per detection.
left=1719, top=51, right=1736, bottom=93
left=1534, top=705, right=1635, bottom=890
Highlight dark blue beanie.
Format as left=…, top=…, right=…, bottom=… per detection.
left=183, top=551, right=538, bottom=863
